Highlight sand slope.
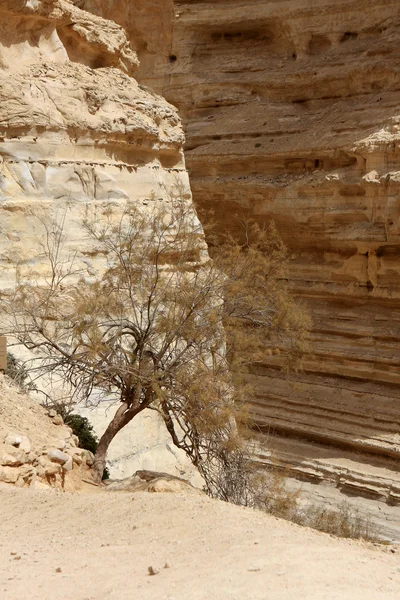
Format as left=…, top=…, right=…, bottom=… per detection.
left=1, top=486, right=399, bottom=600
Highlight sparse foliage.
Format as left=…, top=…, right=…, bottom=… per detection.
left=5, top=352, right=36, bottom=393
left=3, top=199, right=310, bottom=488
left=63, top=414, right=98, bottom=455
left=63, top=413, right=110, bottom=480
left=292, top=500, right=378, bottom=541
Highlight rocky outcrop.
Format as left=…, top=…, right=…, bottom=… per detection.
left=0, top=0, right=189, bottom=289
left=0, top=373, right=94, bottom=489
left=104, top=469, right=201, bottom=493
left=3, top=0, right=400, bottom=496
left=0, top=0, right=202, bottom=480
left=83, top=1, right=400, bottom=493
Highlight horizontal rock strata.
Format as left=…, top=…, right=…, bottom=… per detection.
left=87, top=0, right=400, bottom=496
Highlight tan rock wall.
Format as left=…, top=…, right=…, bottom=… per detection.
left=0, top=0, right=201, bottom=481
left=87, top=0, right=400, bottom=488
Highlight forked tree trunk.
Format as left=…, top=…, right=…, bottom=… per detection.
left=92, top=400, right=143, bottom=483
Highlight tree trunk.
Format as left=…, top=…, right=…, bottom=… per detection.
left=92, top=401, right=143, bottom=483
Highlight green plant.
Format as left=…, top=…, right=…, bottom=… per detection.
left=63, top=414, right=110, bottom=480
left=64, top=414, right=98, bottom=454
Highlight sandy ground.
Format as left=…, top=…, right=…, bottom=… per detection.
left=1, top=485, right=400, bottom=600
left=0, top=375, right=64, bottom=452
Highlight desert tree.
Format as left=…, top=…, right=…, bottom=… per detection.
left=2, top=198, right=310, bottom=490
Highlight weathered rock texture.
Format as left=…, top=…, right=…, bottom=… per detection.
left=3, top=0, right=400, bottom=499
left=84, top=0, right=400, bottom=499
left=0, top=0, right=201, bottom=481
left=0, top=373, right=94, bottom=490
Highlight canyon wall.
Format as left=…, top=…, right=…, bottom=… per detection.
left=85, top=0, right=400, bottom=499
left=2, top=0, right=400, bottom=499
left=0, top=0, right=202, bottom=481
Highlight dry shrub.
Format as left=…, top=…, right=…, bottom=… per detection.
left=4, top=202, right=311, bottom=484
left=211, top=443, right=379, bottom=542
left=292, top=501, right=378, bottom=541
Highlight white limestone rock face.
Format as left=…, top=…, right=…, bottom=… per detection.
left=0, top=0, right=204, bottom=483
left=77, top=403, right=203, bottom=485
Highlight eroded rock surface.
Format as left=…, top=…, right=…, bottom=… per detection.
left=84, top=1, right=400, bottom=497
left=0, top=0, right=202, bottom=481
left=0, top=373, right=94, bottom=490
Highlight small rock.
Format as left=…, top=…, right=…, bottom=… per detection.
left=47, top=449, right=70, bottom=465
left=18, top=464, right=36, bottom=483
left=28, top=452, right=37, bottom=463
left=164, top=562, right=170, bottom=569
left=44, top=462, right=62, bottom=477
left=55, top=567, right=62, bottom=573
left=52, top=415, right=64, bottom=426
left=71, top=454, right=83, bottom=466
left=36, top=456, right=61, bottom=477
left=19, top=436, right=31, bottom=453
left=56, top=427, right=73, bottom=440
left=31, top=480, right=50, bottom=490
left=0, top=445, right=28, bottom=467
left=62, top=456, right=73, bottom=472
left=5, top=434, right=22, bottom=447
left=66, top=447, right=84, bottom=456
left=48, top=409, right=57, bottom=418
left=50, top=439, right=66, bottom=451
left=4, top=434, right=31, bottom=453
left=71, top=435, right=79, bottom=447
left=1, top=453, right=21, bottom=467
left=81, top=450, right=95, bottom=467
left=0, top=466, right=20, bottom=484
left=148, top=566, right=160, bottom=576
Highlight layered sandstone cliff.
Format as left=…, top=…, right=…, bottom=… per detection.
left=2, top=0, right=400, bottom=503
left=84, top=0, right=400, bottom=501
left=0, top=0, right=201, bottom=480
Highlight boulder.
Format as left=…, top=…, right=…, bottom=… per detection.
left=5, top=433, right=22, bottom=447
left=47, top=449, right=70, bottom=465
left=36, top=458, right=61, bottom=478
left=19, top=436, right=31, bottom=453
left=105, top=470, right=199, bottom=494
left=81, top=450, right=95, bottom=467
left=50, top=439, right=67, bottom=451
left=71, top=435, right=79, bottom=447
left=0, top=466, right=20, bottom=484
left=0, top=445, right=27, bottom=467
left=17, top=465, right=36, bottom=486
left=45, top=462, right=62, bottom=477
left=4, top=434, right=31, bottom=453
